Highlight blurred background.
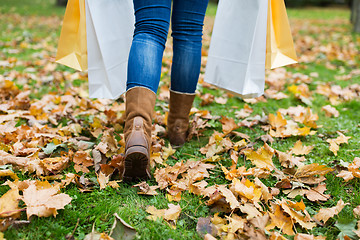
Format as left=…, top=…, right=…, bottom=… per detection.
left=53, top=0, right=353, bottom=7
left=53, top=0, right=360, bottom=32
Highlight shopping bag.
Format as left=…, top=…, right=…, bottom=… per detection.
left=56, top=0, right=87, bottom=71
left=265, top=0, right=297, bottom=69
left=85, top=0, right=135, bottom=99
left=204, top=0, right=269, bottom=98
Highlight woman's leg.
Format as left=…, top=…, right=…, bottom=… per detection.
left=170, top=0, right=209, bottom=94
left=124, top=0, right=171, bottom=181
left=126, top=0, right=171, bottom=93
left=167, top=0, right=209, bottom=147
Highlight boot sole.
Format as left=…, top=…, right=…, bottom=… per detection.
left=123, top=146, right=150, bottom=182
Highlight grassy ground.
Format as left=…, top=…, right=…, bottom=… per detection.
left=1, top=1, right=360, bottom=240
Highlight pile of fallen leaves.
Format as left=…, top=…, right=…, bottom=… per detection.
left=1, top=8, right=360, bottom=240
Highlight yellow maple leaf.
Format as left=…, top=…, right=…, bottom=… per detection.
left=243, top=143, right=275, bottom=171
left=266, top=204, right=295, bottom=236
left=291, top=140, right=314, bottom=155
left=269, top=112, right=287, bottom=129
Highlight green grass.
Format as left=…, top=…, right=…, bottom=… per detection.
left=287, top=7, right=350, bottom=20
left=1, top=1, right=360, bottom=240
left=0, top=0, right=65, bottom=16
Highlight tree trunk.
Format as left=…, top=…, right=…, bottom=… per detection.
left=56, top=0, right=68, bottom=6
left=351, top=0, right=355, bottom=23
left=354, top=0, right=360, bottom=33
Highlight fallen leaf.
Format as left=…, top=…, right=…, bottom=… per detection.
left=305, top=184, right=330, bottom=202
left=269, top=111, right=287, bottom=129
left=217, top=185, right=240, bottom=210
left=109, top=213, right=137, bottom=240
left=314, top=199, right=348, bottom=223
left=204, top=234, right=217, bottom=240
left=162, top=144, right=176, bottom=160
left=336, top=170, right=354, bottom=182
left=335, top=219, right=358, bottom=240
left=326, top=132, right=351, bottom=156
left=97, top=172, right=109, bottom=190
left=146, top=204, right=181, bottom=222
left=200, top=93, right=214, bottom=106
left=243, top=143, right=275, bottom=171
left=321, top=105, right=339, bottom=117
left=164, top=204, right=182, bottom=221
left=0, top=188, right=22, bottom=219
left=214, top=97, right=227, bottom=105
left=294, top=163, right=333, bottom=184
left=22, top=181, right=72, bottom=219
left=73, top=151, right=94, bottom=173
left=294, top=233, right=326, bottom=240
left=196, top=217, right=214, bottom=237
left=239, top=203, right=262, bottom=220
left=227, top=214, right=246, bottom=234
left=220, top=116, right=239, bottom=135
left=133, top=182, right=159, bottom=196
left=291, top=140, right=314, bottom=155
left=0, top=169, right=18, bottom=180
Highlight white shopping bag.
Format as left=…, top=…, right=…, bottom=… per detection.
left=204, top=0, right=269, bottom=99
left=85, top=0, right=135, bottom=99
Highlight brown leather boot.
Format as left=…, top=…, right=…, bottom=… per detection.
left=123, top=87, right=156, bottom=181
left=167, top=90, right=195, bottom=147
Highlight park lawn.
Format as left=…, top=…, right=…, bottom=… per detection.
left=1, top=1, right=360, bottom=239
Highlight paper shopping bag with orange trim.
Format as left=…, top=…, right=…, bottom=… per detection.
left=265, top=0, right=297, bottom=69
left=56, top=0, right=87, bottom=71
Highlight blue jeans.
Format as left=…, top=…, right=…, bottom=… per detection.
left=126, top=0, right=209, bottom=94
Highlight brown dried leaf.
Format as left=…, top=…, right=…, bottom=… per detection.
left=276, top=150, right=305, bottom=168
left=336, top=170, right=354, bottom=182
left=305, top=184, right=330, bottom=202
left=313, top=199, right=348, bottom=223
left=217, top=185, right=240, bottom=210
left=200, top=93, right=214, bottom=106
left=220, top=116, right=239, bottom=135
left=239, top=203, right=262, bottom=220
left=0, top=150, right=44, bottom=175
left=73, top=151, right=94, bottom=173
left=294, top=163, right=333, bottom=184
left=280, top=200, right=316, bottom=230
left=133, top=182, right=159, bottom=196
left=164, top=204, right=181, bottom=221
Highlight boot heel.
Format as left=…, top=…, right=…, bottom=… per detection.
left=124, top=146, right=150, bottom=181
